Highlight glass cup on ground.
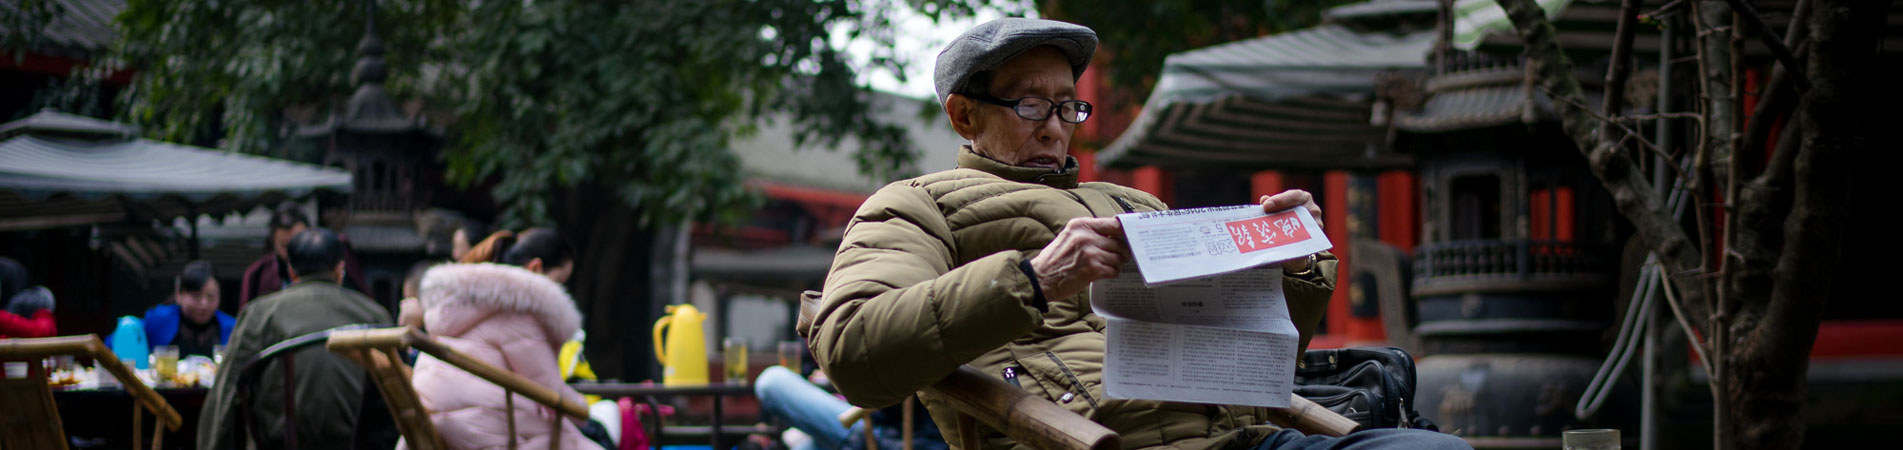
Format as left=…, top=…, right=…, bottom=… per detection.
left=1562, top=429, right=1620, bottom=450
left=777, top=340, right=805, bottom=374
left=724, top=337, right=749, bottom=384
left=153, top=345, right=179, bottom=385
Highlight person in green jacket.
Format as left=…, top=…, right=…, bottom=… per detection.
left=198, top=228, right=393, bottom=450
left=808, top=18, right=1468, bottom=450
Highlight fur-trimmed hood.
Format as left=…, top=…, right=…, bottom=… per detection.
left=420, top=263, right=581, bottom=346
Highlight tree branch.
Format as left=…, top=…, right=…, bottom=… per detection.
left=1599, top=0, right=1643, bottom=144
left=1496, top=0, right=1708, bottom=326
left=1722, top=0, right=1813, bottom=92
left=1738, top=0, right=1812, bottom=174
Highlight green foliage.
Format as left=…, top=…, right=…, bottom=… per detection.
left=1045, top=0, right=1358, bottom=93
left=115, top=0, right=929, bottom=228
left=116, top=0, right=457, bottom=149
left=1, top=0, right=66, bottom=53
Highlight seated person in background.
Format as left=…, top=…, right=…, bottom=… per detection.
left=757, top=364, right=946, bottom=450
left=396, top=260, right=435, bottom=331
left=450, top=220, right=488, bottom=263
left=409, top=260, right=599, bottom=450
left=199, top=228, right=393, bottom=450
left=809, top=18, right=1468, bottom=450
left=238, top=203, right=370, bottom=310
left=0, top=256, right=56, bottom=339
left=144, top=260, right=235, bottom=357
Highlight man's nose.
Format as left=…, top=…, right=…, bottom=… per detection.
left=1035, top=114, right=1067, bottom=143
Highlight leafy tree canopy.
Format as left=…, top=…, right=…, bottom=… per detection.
left=114, top=0, right=935, bottom=228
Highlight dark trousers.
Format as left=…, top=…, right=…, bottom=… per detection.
left=1255, top=429, right=1472, bottom=450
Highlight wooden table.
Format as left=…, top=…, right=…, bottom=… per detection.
left=52, top=386, right=208, bottom=450
left=572, top=381, right=772, bottom=450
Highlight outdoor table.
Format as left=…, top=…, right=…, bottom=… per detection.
left=571, top=381, right=772, bottom=450
left=52, top=385, right=208, bottom=449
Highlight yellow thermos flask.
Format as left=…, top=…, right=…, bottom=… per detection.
left=653, top=303, right=710, bottom=385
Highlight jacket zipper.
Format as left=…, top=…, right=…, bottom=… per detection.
left=1111, top=195, right=1137, bottom=214
left=1042, top=351, right=1099, bottom=411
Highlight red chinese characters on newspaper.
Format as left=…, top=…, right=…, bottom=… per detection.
left=1223, top=210, right=1312, bottom=254
left=1115, top=204, right=1332, bottom=286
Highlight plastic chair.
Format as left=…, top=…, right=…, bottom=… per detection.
left=0, top=335, right=182, bottom=450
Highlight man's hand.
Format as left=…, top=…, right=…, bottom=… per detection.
left=1260, top=190, right=1323, bottom=272
left=1030, top=217, right=1131, bottom=301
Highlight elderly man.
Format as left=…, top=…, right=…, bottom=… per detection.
left=200, top=228, right=393, bottom=450
left=809, top=18, right=1468, bottom=450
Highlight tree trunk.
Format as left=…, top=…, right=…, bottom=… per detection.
left=557, top=185, right=664, bottom=381
left=1722, top=1, right=1885, bottom=448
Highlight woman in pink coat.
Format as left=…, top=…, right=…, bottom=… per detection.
left=408, top=262, right=601, bottom=450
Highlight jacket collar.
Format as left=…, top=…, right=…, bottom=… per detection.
left=289, top=273, right=339, bottom=286
left=957, top=146, right=1080, bottom=189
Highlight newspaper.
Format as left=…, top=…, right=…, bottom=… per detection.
left=1085, top=205, right=1330, bottom=408
left=1117, top=205, right=1331, bottom=286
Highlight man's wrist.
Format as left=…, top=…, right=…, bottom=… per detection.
left=1284, top=254, right=1319, bottom=277
left=1018, top=258, right=1050, bottom=313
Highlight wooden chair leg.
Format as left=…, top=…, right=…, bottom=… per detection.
left=955, top=413, right=979, bottom=450
left=901, top=397, right=914, bottom=450
left=133, top=402, right=143, bottom=450
left=507, top=392, right=518, bottom=450
left=152, top=412, right=165, bottom=450
left=550, top=405, right=561, bottom=450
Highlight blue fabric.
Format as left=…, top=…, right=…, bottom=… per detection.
left=756, top=365, right=860, bottom=450
left=142, top=304, right=236, bottom=347
left=1254, top=428, right=1471, bottom=450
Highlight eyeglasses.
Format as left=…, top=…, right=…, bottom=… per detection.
left=966, top=94, right=1093, bottom=124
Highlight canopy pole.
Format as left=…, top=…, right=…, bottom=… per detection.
left=188, top=205, right=200, bottom=260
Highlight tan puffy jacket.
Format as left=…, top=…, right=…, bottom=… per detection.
left=811, top=148, right=1338, bottom=450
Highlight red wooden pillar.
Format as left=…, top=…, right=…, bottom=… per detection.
left=1073, top=150, right=1099, bottom=183
left=1375, top=171, right=1419, bottom=251
left=1325, top=171, right=1387, bottom=345
left=1131, top=166, right=1173, bottom=205
left=1251, top=170, right=1286, bottom=201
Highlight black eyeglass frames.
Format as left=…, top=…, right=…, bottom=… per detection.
left=966, top=94, right=1093, bottom=124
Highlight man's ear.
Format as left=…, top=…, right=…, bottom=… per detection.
left=333, top=260, right=347, bottom=280
left=946, top=94, right=978, bottom=140
left=525, top=258, right=544, bottom=274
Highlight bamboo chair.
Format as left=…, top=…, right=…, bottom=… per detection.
left=326, top=326, right=592, bottom=450
left=837, top=396, right=917, bottom=450
left=795, top=291, right=1358, bottom=450
left=0, top=335, right=183, bottom=450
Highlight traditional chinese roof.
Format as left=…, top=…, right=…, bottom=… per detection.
left=1098, top=22, right=1433, bottom=170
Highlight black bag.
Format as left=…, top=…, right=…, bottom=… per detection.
left=1292, top=347, right=1438, bottom=431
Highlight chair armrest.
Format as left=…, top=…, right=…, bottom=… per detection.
left=0, top=335, right=183, bottom=431
left=1267, top=395, right=1360, bottom=437
left=925, top=366, right=1118, bottom=450
left=838, top=406, right=873, bottom=429
left=326, top=326, right=591, bottom=420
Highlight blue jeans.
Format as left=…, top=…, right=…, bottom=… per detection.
left=1255, top=428, right=1472, bottom=450
left=756, top=366, right=863, bottom=450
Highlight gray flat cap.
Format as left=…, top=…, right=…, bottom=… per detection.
left=934, top=18, right=1098, bottom=103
